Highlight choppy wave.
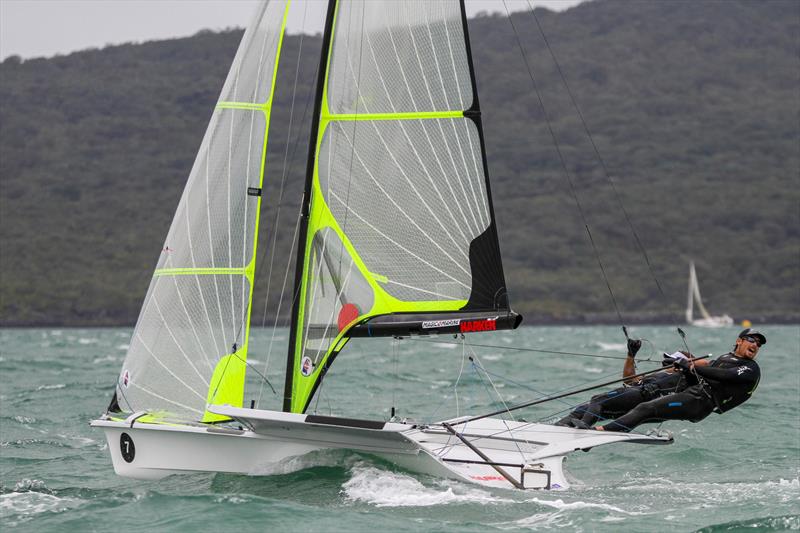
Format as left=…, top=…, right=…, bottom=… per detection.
left=342, top=464, right=512, bottom=507
left=694, top=514, right=800, bottom=532
left=0, top=480, right=81, bottom=527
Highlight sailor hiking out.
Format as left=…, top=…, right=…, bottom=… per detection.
left=597, top=329, right=764, bottom=432
left=555, top=338, right=709, bottom=428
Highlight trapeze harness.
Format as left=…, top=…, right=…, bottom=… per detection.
left=557, top=370, right=688, bottom=427
left=602, top=353, right=761, bottom=432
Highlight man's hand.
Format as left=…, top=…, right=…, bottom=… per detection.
left=673, top=358, right=694, bottom=373
left=627, top=338, right=642, bottom=358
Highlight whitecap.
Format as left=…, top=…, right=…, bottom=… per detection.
left=78, top=338, right=96, bottom=345
left=524, top=497, right=640, bottom=514
left=116, top=344, right=129, bottom=351
left=35, top=384, right=66, bottom=391
left=342, top=464, right=512, bottom=507
left=93, top=355, right=118, bottom=364
left=596, top=342, right=626, bottom=352
left=0, top=492, right=80, bottom=524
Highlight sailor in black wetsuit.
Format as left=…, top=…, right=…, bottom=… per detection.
left=555, top=339, right=705, bottom=428
left=598, top=329, right=764, bottom=433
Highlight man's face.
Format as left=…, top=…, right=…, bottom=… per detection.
left=734, top=336, right=761, bottom=359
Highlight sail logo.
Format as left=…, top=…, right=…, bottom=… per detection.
left=422, top=319, right=461, bottom=329
left=460, top=318, right=497, bottom=333
left=121, top=369, right=130, bottom=388
left=300, top=357, right=314, bottom=377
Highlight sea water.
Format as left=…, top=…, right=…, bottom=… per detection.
left=1, top=325, right=798, bottom=531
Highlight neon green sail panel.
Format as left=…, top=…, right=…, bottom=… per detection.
left=291, top=0, right=494, bottom=413
left=114, top=0, right=290, bottom=422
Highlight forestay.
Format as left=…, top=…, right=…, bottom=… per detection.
left=113, top=0, right=291, bottom=423
left=287, top=0, right=516, bottom=414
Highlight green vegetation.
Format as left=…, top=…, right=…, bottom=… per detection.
left=1, top=0, right=797, bottom=326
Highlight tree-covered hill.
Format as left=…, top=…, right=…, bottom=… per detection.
left=1, top=0, right=798, bottom=326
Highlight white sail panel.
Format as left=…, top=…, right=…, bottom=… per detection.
left=327, top=0, right=473, bottom=114
left=117, top=274, right=250, bottom=420
left=157, top=109, right=265, bottom=270
left=317, top=117, right=490, bottom=302
left=220, top=0, right=289, bottom=103
left=301, top=228, right=373, bottom=366
left=116, top=0, right=290, bottom=420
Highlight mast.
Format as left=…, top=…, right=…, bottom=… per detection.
left=686, top=261, right=695, bottom=323
left=284, top=0, right=339, bottom=412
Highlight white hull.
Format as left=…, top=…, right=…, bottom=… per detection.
left=691, top=315, right=734, bottom=328
left=92, top=406, right=671, bottom=490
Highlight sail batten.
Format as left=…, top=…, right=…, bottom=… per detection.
left=287, top=0, right=517, bottom=414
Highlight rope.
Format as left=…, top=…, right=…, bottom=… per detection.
left=519, top=2, right=691, bottom=349
left=501, top=0, right=626, bottom=327
left=399, top=336, right=665, bottom=362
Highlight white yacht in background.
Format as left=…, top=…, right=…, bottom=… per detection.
left=686, top=261, right=733, bottom=328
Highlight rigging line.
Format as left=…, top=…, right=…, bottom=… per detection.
left=469, top=356, right=633, bottom=425
left=224, top=350, right=276, bottom=397
left=226, top=103, right=236, bottom=343
left=473, top=363, right=632, bottom=422
left=256, top=212, right=302, bottom=407
left=399, top=336, right=664, bottom=362
left=501, top=1, right=625, bottom=327
left=523, top=1, right=669, bottom=307
left=337, top=0, right=366, bottom=271
left=457, top=355, right=708, bottom=426
left=438, top=335, right=469, bottom=455
left=258, top=4, right=315, bottom=331
left=468, top=350, right=534, bottom=463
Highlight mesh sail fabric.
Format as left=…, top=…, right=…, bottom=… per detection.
left=290, top=0, right=508, bottom=413
left=220, top=0, right=289, bottom=104
left=318, top=118, right=490, bottom=302
left=327, top=0, right=472, bottom=114
left=301, top=228, right=373, bottom=367
left=117, top=275, right=251, bottom=419
left=115, top=0, right=290, bottom=421
left=157, top=109, right=265, bottom=270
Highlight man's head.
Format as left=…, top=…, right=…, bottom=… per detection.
left=734, top=328, right=766, bottom=359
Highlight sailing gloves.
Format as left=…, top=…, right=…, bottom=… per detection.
left=673, top=358, right=692, bottom=373
left=627, top=338, right=642, bottom=358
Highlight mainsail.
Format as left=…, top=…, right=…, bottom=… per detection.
left=113, top=0, right=291, bottom=422
left=285, top=0, right=520, bottom=414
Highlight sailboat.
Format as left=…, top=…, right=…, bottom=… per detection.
left=92, top=0, right=670, bottom=490
left=686, top=261, right=733, bottom=328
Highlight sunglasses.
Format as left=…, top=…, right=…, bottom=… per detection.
left=741, top=335, right=763, bottom=347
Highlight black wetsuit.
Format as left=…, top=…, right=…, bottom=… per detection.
left=556, top=370, right=687, bottom=427
left=602, top=353, right=760, bottom=432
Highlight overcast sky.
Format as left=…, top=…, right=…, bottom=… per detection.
left=1, top=0, right=587, bottom=61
